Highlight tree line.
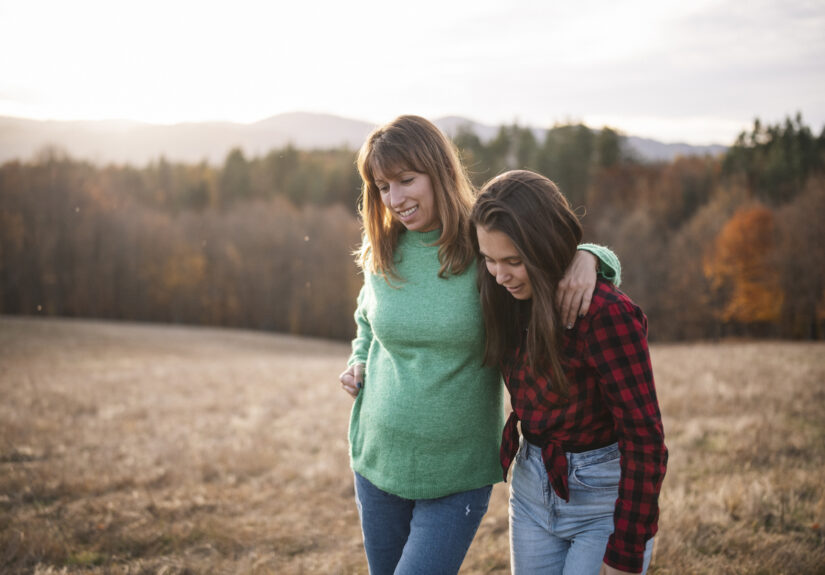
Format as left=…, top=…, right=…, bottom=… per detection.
left=0, top=148, right=362, bottom=339
left=1, top=115, right=824, bottom=341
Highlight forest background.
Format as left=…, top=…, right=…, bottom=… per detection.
left=1, top=114, right=824, bottom=342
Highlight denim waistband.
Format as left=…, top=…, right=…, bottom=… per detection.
left=522, top=439, right=619, bottom=467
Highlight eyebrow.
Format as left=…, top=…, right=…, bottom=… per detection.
left=479, top=251, right=521, bottom=261
left=375, top=170, right=400, bottom=182
left=373, top=164, right=410, bottom=179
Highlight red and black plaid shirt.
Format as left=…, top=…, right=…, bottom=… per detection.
left=500, top=280, right=668, bottom=573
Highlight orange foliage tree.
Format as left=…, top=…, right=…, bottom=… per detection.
left=704, top=204, right=784, bottom=326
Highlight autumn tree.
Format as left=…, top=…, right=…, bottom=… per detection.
left=704, top=204, right=784, bottom=333
left=657, top=183, right=747, bottom=340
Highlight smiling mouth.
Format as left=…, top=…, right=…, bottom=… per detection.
left=398, top=206, right=418, bottom=217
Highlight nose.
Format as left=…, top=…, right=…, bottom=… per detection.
left=388, top=183, right=404, bottom=208
left=495, top=266, right=511, bottom=285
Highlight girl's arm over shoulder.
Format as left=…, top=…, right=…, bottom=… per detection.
left=557, top=244, right=622, bottom=329
left=579, top=243, right=622, bottom=287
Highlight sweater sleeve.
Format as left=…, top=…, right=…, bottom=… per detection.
left=348, top=283, right=372, bottom=367
left=577, top=243, right=622, bottom=287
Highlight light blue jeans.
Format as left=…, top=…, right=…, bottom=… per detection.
left=509, top=440, right=654, bottom=575
left=353, top=471, right=492, bottom=575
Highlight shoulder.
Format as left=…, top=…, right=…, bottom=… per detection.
left=589, top=279, right=639, bottom=311
left=585, top=280, right=647, bottom=332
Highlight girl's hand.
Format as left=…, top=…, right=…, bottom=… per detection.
left=599, top=562, right=635, bottom=575
left=339, top=363, right=365, bottom=398
left=557, top=250, right=598, bottom=329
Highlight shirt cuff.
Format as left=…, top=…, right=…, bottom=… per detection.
left=604, top=537, right=646, bottom=573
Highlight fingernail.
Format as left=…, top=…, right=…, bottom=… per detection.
left=356, top=381, right=362, bottom=389
left=578, top=313, right=585, bottom=318
left=566, top=324, right=573, bottom=330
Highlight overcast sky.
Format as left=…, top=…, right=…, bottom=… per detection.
left=1, top=0, right=822, bottom=145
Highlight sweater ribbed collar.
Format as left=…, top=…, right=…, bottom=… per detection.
left=401, top=228, right=442, bottom=248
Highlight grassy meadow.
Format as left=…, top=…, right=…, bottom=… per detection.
left=1, top=316, right=824, bottom=574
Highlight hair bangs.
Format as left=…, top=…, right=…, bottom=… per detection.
left=366, top=139, right=424, bottom=185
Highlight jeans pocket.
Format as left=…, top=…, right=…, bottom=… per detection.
left=570, top=451, right=621, bottom=491
left=516, top=440, right=528, bottom=463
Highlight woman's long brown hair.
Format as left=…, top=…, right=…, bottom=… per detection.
left=355, top=115, right=476, bottom=281
left=470, top=170, right=583, bottom=395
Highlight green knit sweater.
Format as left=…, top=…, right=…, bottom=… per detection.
left=348, top=229, right=619, bottom=499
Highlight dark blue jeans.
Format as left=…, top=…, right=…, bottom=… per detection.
left=353, top=472, right=492, bottom=575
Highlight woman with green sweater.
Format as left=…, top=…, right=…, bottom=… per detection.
left=338, top=115, right=619, bottom=575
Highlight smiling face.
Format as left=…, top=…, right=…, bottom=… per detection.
left=374, top=167, right=440, bottom=232
left=476, top=225, right=533, bottom=300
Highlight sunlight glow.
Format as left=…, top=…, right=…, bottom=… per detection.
left=1, top=0, right=822, bottom=144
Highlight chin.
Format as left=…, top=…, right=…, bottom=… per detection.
left=510, top=288, right=533, bottom=300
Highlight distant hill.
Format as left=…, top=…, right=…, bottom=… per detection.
left=623, top=135, right=727, bottom=162
left=0, top=113, right=375, bottom=166
left=0, top=112, right=727, bottom=166
left=434, top=117, right=728, bottom=162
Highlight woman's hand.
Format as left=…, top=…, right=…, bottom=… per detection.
left=557, top=250, right=598, bottom=329
left=339, top=363, right=365, bottom=398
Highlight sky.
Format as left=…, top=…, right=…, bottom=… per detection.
left=1, top=0, right=823, bottom=145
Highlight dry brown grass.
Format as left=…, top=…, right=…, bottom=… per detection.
left=1, top=317, right=823, bottom=574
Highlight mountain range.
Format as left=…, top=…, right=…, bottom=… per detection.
left=0, top=112, right=727, bottom=166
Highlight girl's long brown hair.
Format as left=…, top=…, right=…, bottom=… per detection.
left=356, top=115, right=476, bottom=280
left=470, top=170, right=583, bottom=395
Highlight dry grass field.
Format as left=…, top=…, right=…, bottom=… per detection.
left=1, top=316, right=824, bottom=574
